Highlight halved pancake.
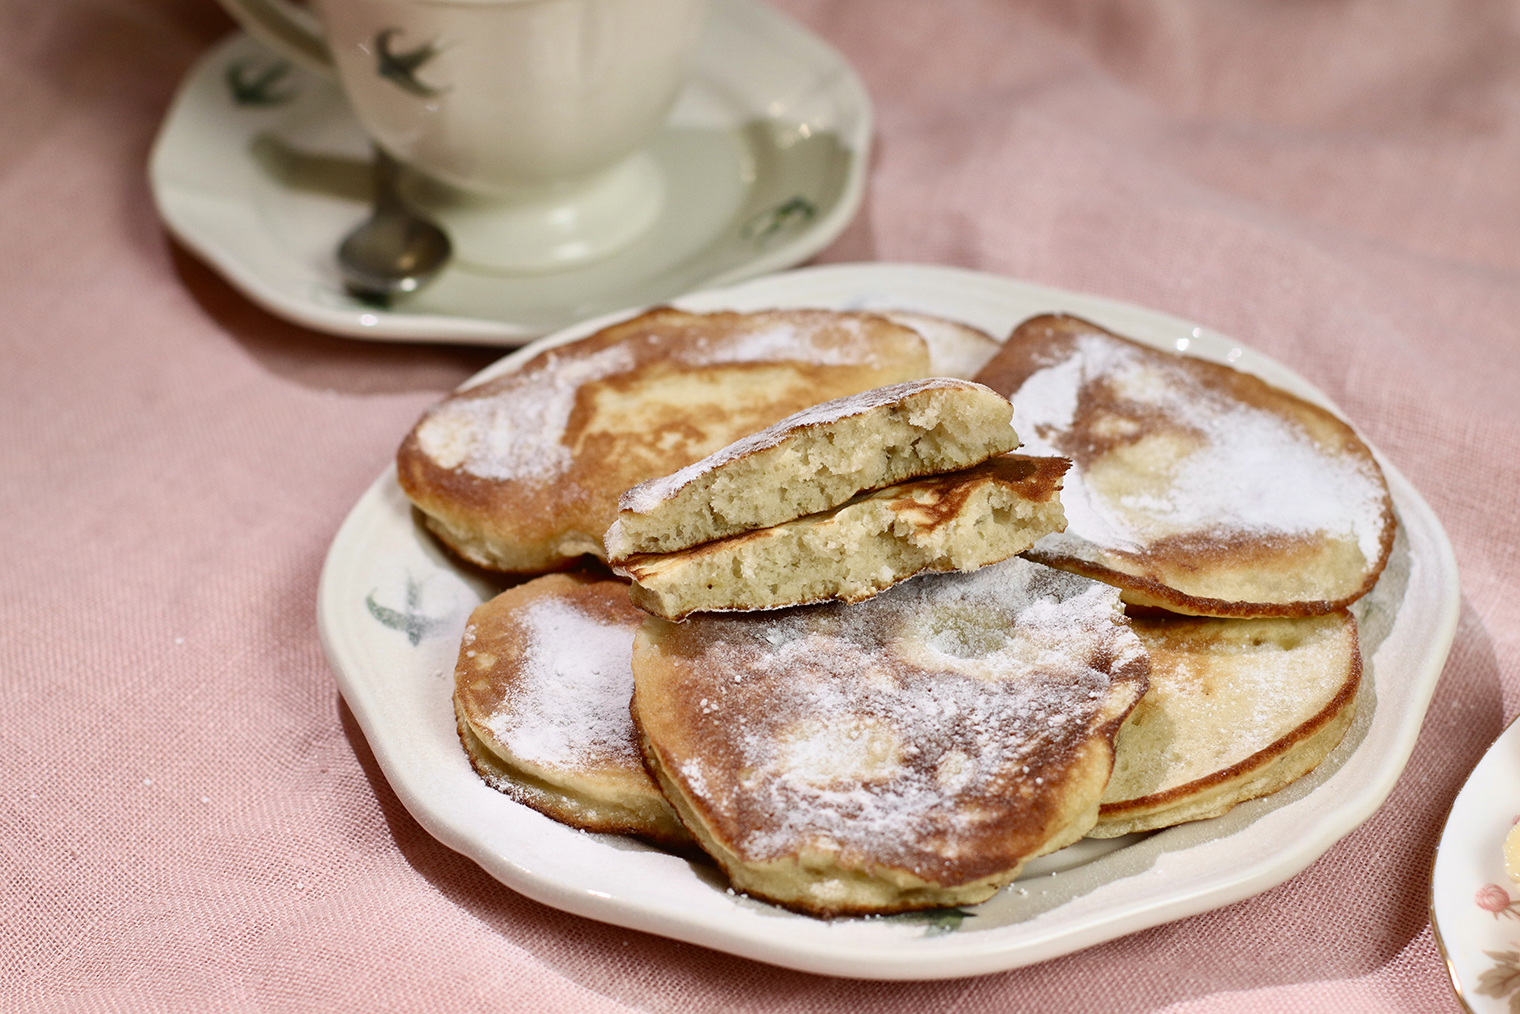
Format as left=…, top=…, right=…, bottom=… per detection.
left=879, top=310, right=1001, bottom=378
left=973, top=314, right=1395, bottom=617
left=453, top=572, right=691, bottom=846
left=630, top=556, right=1149, bottom=916
left=605, top=378, right=1018, bottom=559
left=613, top=454, right=1069, bottom=620
left=1090, top=610, right=1361, bottom=837
left=399, top=307, right=929, bottom=573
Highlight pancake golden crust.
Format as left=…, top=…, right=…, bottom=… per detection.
left=1091, top=610, right=1361, bottom=837
left=606, top=378, right=1018, bottom=559
left=453, top=572, right=691, bottom=847
left=973, top=314, right=1395, bottom=617
left=630, top=557, right=1149, bottom=916
left=398, top=307, right=930, bottom=573
left=614, top=454, right=1069, bottom=620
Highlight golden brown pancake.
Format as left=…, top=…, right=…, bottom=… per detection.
left=974, top=314, right=1395, bottom=617
left=631, top=556, right=1149, bottom=916
left=453, top=572, right=690, bottom=846
left=613, top=454, right=1069, bottom=620
left=399, top=307, right=929, bottom=573
left=604, top=378, right=1018, bottom=559
left=1092, top=610, right=1361, bottom=837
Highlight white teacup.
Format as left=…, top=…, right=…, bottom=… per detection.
left=217, top=0, right=709, bottom=270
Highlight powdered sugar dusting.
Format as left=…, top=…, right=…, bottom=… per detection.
left=418, top=344, right=636, bottom=482
left=1158, top=626, right=1332, bottom=761
left=483, top=595, right=641, bottom=771
left=1012, top=335, right=1388, bottom=564
left=1120, top=614, right=1354, bottom=796
left=620, top=378, right=985, bottom=514
left=678, top=316, right=879, bottom=368
left=661, top=557, right=1146, bottom=872
left=413, top=311, right=913, bottom=485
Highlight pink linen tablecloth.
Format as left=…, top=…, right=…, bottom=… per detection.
left=4, top=0, right=1516, bottom=1010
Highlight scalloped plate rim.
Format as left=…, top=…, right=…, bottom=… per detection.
left=318, top=262, right=1460, bottom=979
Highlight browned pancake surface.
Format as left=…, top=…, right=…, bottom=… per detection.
left=399, top=307, right=929, bottom=573
left=631, top=556, right=1149, bottom=915
left=1093, top=610, right=1361, bottom=836
left=454, top=572, right=689, bottom=845
left=974, top=314, right=1395, bottom=616
left=871, top=452, right=1067, bottom=529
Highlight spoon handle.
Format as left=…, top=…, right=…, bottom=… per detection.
left=371, top=147, right=407, bottom=212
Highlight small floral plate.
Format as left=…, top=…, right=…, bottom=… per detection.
left=1432, top=714, right=1520, bottom=1012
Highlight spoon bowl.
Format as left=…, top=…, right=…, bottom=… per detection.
left=338, top=148, right=451, bottom=303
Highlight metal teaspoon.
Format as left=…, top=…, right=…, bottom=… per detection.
left=337, top=146, right=451, bottom=303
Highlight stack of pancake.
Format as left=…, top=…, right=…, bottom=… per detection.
left=973, top=314, right=1389, bottom=837
left=604, top=377, right=1072, bottom=619
left=401, top=305, right=1393, bottom=917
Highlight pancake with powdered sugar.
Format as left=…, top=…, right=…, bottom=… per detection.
left=399, top=307, right=929, bottom=574
left=1092, top=610, right=1362, bottom=837
left=630, top=555, right=1149, bottom=916
left=974, top=314, right=1395, bottom=617
left=453, top=572, right=691, bottom=847
left=605, top=378, right=1019, bottom=560
left=613, top=454, right=1068, bottom=620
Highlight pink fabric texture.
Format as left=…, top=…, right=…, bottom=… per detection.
left=4, top=0, right=1515, bottom=1009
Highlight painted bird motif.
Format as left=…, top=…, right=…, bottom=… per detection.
left=226, top=58, right=297, bottom=106
left=365, top=576, right=454, bottom=647
left=374, top=28, right=446, bottom=98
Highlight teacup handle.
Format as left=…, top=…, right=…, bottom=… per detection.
left=213, top=0, right=333, bottom=75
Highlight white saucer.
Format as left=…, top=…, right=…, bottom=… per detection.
left=149, top=0, right=871, bottom=344
left=317, top=263, right=1460, bottom=979
left=1431, top=714, right=1520, bottom=1013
